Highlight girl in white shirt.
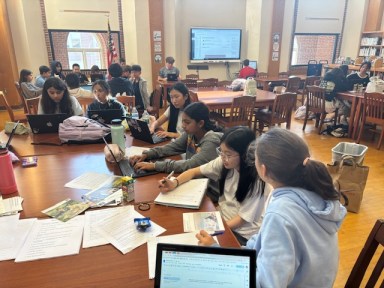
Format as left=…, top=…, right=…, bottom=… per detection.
left=159, top=126, right=270, bottom=244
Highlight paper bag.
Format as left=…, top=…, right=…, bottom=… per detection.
left=327, top=155, right=369, bottom=213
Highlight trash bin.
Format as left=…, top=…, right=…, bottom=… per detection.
left=331, top=142, right=368, bottom=165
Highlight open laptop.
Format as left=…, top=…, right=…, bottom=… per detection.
left=88, top=109, right=123, bottom=125
left=0, top=121, right=19, bottom=149
left=27, top=114, right=69, bottom=134
left=102, top=137, right=159, bottom=178
left=90, top=74, right=104, bottom=82
left=126, top=118, right=167, bottom=144
left=166, top=73, right=178, bottom=81
left=154, top=243, right=256, bottom=288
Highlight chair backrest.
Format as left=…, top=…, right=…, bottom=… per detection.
left=345, top=219, right=384, bottom=288
left=116, top=95, right=135, bottom=114
left=354, top=57, right=364, bottom=65
left=217, top=80, right=232, bottom=87
left=25, top=97, right=41, bottom=115
left=77, top=97, right=94, bottom=114
left=306, top=85, right=326, bottom=113
left=286, top=76, right=301, bottom=93
left=185, top=74, right=199, bottom=80
left=362, top=92, right=384, bottom=123
left=257, top=72, right=268, bottom=78
left=304, top=76, right=321, bottom=88
left=314, top=79, right=321, bottom=86
left=15, top=81, right=28, bottom=114
left=150, top=86, right=162, bottom=118
left=270, top=92, right=297, bottom=125
left=0, top=92, right=17, bottom=122
left=204, top=78, right=218, bottom=86
left=189, top=90, right=199, bottom=103
left=181, top=79, right=197, bottom=88
left=278, top=72, right=289, bottom=78
left=228, top=96, right=256, bottom=127
left=197, top=80, right=216, bottom=88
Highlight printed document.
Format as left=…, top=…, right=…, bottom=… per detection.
left=183, top=211, right=225, bottom=234
left=64, top=172, right=113, bottom=190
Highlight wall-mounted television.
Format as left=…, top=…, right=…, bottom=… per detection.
left=190, top=28, right=242, bottom=63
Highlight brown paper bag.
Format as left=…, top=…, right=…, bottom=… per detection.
left=327, top=155, right=369, bottom=213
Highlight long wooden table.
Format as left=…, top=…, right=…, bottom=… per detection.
left=0, top=133, right=239, bottom=288
left=254, top=74, right=307, bottom=91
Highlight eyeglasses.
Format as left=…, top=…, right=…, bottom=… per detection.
left=216, top=147, right=239, bottom=161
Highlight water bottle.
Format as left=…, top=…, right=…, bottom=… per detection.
left=131, top=107, right=139, bottom=120
left=141, top=110, right=150, bottom=123
left=0, top=149, right=18, bottom=195
left=111, top=119, right=126, bottom=152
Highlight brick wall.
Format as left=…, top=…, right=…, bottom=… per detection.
left=295, top=35, right=336, bottom=64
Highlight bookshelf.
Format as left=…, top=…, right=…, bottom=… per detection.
left=359, top=31, right=384, bottom=57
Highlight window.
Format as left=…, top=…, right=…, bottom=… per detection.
left=291, top=34, right=338, bottom=65
left=67, top=32, right=102, bottom=69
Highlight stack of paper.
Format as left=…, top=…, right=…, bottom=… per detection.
left=0, top=196, right=23, bottom=216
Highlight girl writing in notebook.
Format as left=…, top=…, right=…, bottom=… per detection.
left=158, top=126, right=271, bottom=245
left=197, top=128, right=346, bottom=287
left=129, top=102, right=222, bottom=174
left=38, top=78, right=83, bottom=116
left=149, top=82, right=191, bottom=139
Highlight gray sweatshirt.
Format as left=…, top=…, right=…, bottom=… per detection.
left=143, top=130, right=223, bottom=173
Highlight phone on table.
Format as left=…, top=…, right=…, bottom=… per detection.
left=21, top=157, right=38, bottom=167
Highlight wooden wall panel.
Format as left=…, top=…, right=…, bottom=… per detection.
left=364, top=0, right=384, bottom=31
left=268, top=0, right=285, bottom=76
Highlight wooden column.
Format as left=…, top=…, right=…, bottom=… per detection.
left=0, top=0, right=20, bottom=106
left=365, top=0, right=384, bottom=31
left=267, top=0, right=285, bottom=77
left=148, top=0, right=164, bottom=89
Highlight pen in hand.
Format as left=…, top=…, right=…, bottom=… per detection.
left=210, top=231, right=224, bottom=237
left=161, top=171, right=175, bottom=184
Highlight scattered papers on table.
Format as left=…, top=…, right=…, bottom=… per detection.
left=0, top=196, right=23, bottom=217
left=15, top=216, right=85, bottom=262
left=42, top=198, right=90, bottom=222
left=183, top=211, right=225, bottom=234
left=64, top=172, right=113, bottom=190
left=94, top=205, right=166, bottom=254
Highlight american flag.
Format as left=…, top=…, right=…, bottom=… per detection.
left=107, top=20, right=117, bottom=68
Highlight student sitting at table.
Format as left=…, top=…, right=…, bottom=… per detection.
left=129, top=102, right=222, bottom=173
left=90, top=65, right=105, bottom=81
left=19, top=69, right=43, bottom=99
left=71, top=63, right=89, bottom=84
left=86, top=80, right=126, bottom=118
left=197, top=128, right=346, bottom=287
left=65, top=73, right=93, bottom=98
left=35, top=65, right=51, bottom=88
left=239, top=59, right=257, bottom=79
left=107, top=63, right=133, bottom=97
left=149, top=82, right=191, bottom=139
left=50, top=60, right=65, bottom=80
left=129, top=64, right=153, bottom=113
left=158, top=56, right=181, bottom=81
left=346, top=61, right=371, bottom=90
left=38, top=78, right=83, bottom=116
left=159, top=126, right=271, bottom=245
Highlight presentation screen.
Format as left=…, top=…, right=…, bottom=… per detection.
left=190, top=28, right=242, bottom=63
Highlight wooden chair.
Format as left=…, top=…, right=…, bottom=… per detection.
left=210, top=96, right=255, bottom=129
left=15, top=81, right=28, bottom=114
left=116, top=95, right=135, bottom=114
left=25, top=97, right=40, bottom=115
left=204, top=78, right=218, bottom=86
left=256, top=72, right=268, bottom=89
left=278, top=72, right=289, bottom=78
left=356, top=92, right=384, bottom=150
left=302, top=85, right=338, bottom=134
left=285, top=76, right=301, bottom=93
left=0, top=92, right=27, bottom=123
left=217, top=80, right=232, bottom=87
left=197, top=80, right=216, bottom=88
left=185, top=74, right=199, bottom=80
left=354, top=57, right=364, bottom=65
left=77, top=97, right=94, bottom=114
left=189, top=90, right=199, bottom=102
left=181, top=79, right=197, bottom=88
left=296, top=76, right=321, bottom=106
left=149, top=86, right=162, bottom=118
left=345, top=219, right=384, bottom=288
left=254, top=92, right=297, bottom=133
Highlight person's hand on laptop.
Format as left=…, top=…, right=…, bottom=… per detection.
left=155, top=130, right=179, bottom=139
left=134, top=161, right=155, bottom=171
left=196, top=230, right=217, bottom=246
left=129, top=154, right=148, bottom=166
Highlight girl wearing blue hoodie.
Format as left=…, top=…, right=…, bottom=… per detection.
left=197, top=128, right=347, bottom=288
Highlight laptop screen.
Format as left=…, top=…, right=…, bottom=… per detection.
left=155, top=243, right=255, bottom=288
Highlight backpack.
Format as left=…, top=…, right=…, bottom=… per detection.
left=59, top=116, right=111, bottom=144
left=243, top=77, right=257, bottom=96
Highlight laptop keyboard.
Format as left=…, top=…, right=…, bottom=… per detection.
left=119, top=159, right=158, bottom=178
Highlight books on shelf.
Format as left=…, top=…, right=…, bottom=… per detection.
left=183, top=211, right=225, bottom=234
left=154, top=178, right=209, bottom=209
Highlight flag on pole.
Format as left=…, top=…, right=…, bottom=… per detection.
left=107, top=20, right=117, bottom=68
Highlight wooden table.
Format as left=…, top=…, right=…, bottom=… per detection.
left=336, top=91, right=364, bottom=138
left=0, top=134, right=239, bottom=288
left=190, top=87, right=276, bottom=110
left=254, top=75, right=306, bottom=91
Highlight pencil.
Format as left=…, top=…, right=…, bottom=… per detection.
left=161, top=171, right=175, bottom=184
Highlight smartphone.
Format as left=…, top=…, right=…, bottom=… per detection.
left=21, top=156, right=38, bottom=167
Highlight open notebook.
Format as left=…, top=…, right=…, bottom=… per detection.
left=154, top=178, right=209, bottom=209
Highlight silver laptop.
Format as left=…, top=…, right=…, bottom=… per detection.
left=154, top=243, right=256, bottom=288
left=27, top=114, right=69, bottom=134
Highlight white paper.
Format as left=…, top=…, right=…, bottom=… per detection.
left=64, top=172, right=113, bottom=190
left=94, top=206, right=166, bottom=254
left=15, top=216, right=85, bottom=262
left=0, top=196, right=23, bottom=216
left=183, top=211, right=225, bottom=233
left=0, top=218, right=36, bottom=261
left=125, top=146, right=149, bottom=157
left=0, top=214, right=20, bottom=249
left=83, top=206, right=128, bottom=248
left=147, top=232, right=218, bottom=279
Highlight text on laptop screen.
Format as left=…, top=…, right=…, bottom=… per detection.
left=160, top=250, right=251, bottom=288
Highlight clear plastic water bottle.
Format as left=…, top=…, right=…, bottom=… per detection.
left=141, top=110, right=150, bottom=123
left=131, top=107, right=139, bottom=120
left=0, top=149, right=18, bottom=195
left=111, top=119, right=126, bottom=152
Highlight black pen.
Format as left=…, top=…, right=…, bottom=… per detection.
left=210, top=231, right=224, bottom=237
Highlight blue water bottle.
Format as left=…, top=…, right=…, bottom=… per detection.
left=111, top=119, right=125, bottom=152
